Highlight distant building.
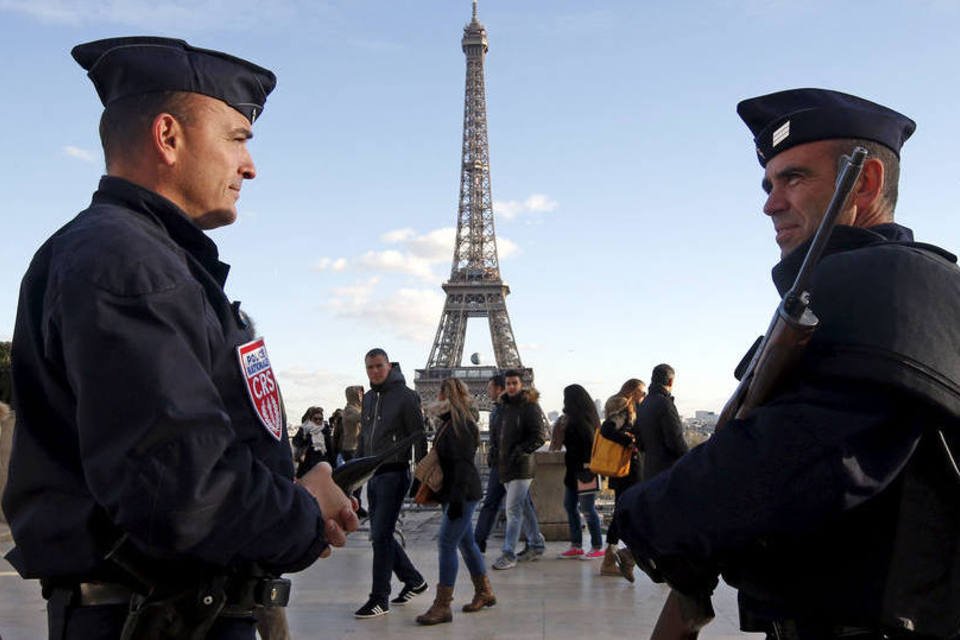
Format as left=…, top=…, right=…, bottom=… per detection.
left=694, top=410, right=719, bottom=428
left=682, top=410, right=718, bottom=447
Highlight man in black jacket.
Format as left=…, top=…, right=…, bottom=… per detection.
left=491, top=370, right=547, bottom=570
left=617, top=89, right=960, bottom=639
left=355, top=348, right=427, bottom=618
left=2, top=37, right=358, bottom=640
left=473, top=374, right=542, bottom=554
left=636, top=364, right=688, bottom=482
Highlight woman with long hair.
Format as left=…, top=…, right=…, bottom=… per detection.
left=599, top=378, right=646, bottom=580
left=557, top=384, right=605, bottom=559
left=416, top=377, right=496, bottom=625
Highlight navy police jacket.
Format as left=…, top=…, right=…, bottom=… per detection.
left=617, top=224, right=960, bottom=635
left=2, top=177, right=328, bottom=584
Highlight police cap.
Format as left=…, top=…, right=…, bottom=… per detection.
left=737, top=88, right=915, bottom=166
left=71, top=36, right=276, bottom=124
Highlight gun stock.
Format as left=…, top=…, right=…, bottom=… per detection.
left=650, top=147, right=867, bottom=640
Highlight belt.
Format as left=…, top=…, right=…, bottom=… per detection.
left=53, top=576, right=290, bottom=609
left=78, top=582, right=135, bottom=606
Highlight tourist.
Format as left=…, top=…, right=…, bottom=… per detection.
left=355, top=349, right=428, bottom=618
left=557, top=384, right=605, bottom=560
left=416, top=378, right=495, bottom=625
left=598, top=378, right=646, bottom=580
left=491, top=370, right=547, bottom=570
left=635, top=364, right=687, bottom=481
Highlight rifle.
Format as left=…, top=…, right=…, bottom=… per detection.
left=650, top=146, right=868, bottom=640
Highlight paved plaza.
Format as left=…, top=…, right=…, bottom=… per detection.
left=0, top=507, right=762, bottom=640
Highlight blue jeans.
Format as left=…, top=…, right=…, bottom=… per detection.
left=474, top=465, right=505, bottom=549
left=563, top=486, right=603, bottom=549
left=437, top=500, right=486, bottom=586
left=501, top=478, right=545, bottom=558
left=368, top=469, right=422, bottom=602
left=475, top=466, right=544, bottom=551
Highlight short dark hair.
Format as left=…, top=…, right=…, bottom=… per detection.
left=831, top=138, right=901, bottom=216
left=651, top=364, right=675, bottom=387
left=503, top=369, right=522, bottom=381
left=488, top=374, right=506, bottom=389
left=99, top=91, right=195, bottom=169
left=364, top=348, right=389, bottom=361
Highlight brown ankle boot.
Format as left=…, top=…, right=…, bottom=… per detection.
left=462, top=574, right=496, bottom=612
left=616, top=548, right=636, bottom=583
left=600, top=544, right=621, bottom=576
left=416, top=585, right=454, bottom=625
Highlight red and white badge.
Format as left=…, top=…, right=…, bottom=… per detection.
left=237, top=337, right=283, bottom=440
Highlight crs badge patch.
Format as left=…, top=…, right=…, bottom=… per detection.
left=237, top=338, right=283, bottom=440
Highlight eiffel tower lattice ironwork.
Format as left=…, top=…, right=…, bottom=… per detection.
left=415, top=0, right=532, bottom=410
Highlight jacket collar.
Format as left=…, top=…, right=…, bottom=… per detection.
left=771, top=223, right=914, bottom=297
left=92, top=175, right=231, bottom=288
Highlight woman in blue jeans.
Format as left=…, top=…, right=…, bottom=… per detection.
left=417, top=378, right=497, bottom=625
left=558, top=384, right=605, bottom=559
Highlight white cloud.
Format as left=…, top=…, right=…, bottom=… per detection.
left=497, top=237, right=519, bottom=259
left=381, top=228, right=416, bottom=244
left=274, top=366, right=348, bottom=426
left=62, top=145, right=97, bottom=163
left=356, top=250, right=436, bottom=281
left=325, top=281, right=444, bottom=344
left=405, top=227, right=457, bottom=261
left=316, top=227, right=458, bottom=282
left=493, top=193, right=558, bottom=220
left=326, top=277, right=380, bottom=314
left=314, top=257, right=347, bottom=272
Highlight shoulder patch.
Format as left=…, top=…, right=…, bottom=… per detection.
left=237, top=337, right=283, bottom=440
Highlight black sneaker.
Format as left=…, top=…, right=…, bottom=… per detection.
left=390, top=580, right=428, bottom=605
left=517, top=547, right=544, bottom=562
left=354, top=599, right=390, bottom=619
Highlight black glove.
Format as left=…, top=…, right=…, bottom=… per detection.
left=447, top=501, right=463, bottom=521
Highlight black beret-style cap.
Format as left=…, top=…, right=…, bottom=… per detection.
left=71, top=36, right=277, bottom=124
left=737, top=88, right=915, bottom=167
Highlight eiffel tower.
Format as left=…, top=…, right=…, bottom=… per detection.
left=415, top=0, right=532, bottom=410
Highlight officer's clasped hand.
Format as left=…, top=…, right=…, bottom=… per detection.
left=296, top=462, right=361, bottom=556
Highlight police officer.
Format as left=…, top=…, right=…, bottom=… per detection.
left=1, top=37, right=358, bottom=639
left=616, top=89, right=960, bottom=639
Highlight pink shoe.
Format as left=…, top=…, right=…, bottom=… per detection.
left=558, top=547, right=584, bottom=558
left=580, top=548, right=605, bottom=560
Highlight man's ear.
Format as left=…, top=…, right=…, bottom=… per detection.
left=152, top=112, right=182, bottom=166
left=851, top=156, right=885, bottom=215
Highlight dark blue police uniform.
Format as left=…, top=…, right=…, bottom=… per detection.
left=616, top=90, right=960, bottom=639
left=2, top=38, right=328, bottom=640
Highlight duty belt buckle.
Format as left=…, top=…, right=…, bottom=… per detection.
left=255, top=578, right=291, bottom=607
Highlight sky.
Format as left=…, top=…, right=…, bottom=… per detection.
left=2, top=0, right=959, bottom=421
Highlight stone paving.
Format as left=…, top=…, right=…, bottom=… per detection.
left=0, top=508, right=763, bottom=640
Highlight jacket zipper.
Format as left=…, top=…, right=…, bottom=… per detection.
left=370, top=392, right=382, bottom=456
